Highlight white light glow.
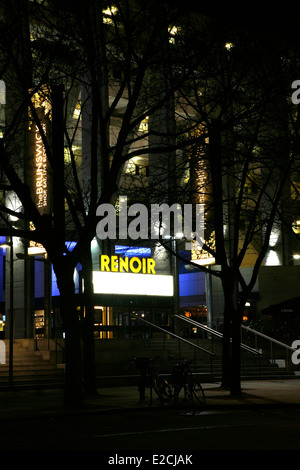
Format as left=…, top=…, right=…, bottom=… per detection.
left=192, top=257, right=216, bottom=266
left=92, top=271, right=173, bottom=297
left=28, top=245, right=46, bottom=255
left=6, top=192, right=22, bottom=222
left=269, top=229, right=279, bottom=247
left=265, top=249, right=280, bottom=266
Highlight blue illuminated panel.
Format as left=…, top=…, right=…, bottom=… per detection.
left=114, top=245, right=151, bottom=258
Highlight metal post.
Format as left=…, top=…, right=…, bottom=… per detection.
left=9, top=236, right=13, bottom=390
left=44, top=253, right=52, bottom=346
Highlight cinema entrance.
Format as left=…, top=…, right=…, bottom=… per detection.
left=93, top=292, right=174, bottom=340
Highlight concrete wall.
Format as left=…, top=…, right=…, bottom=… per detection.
left=258, top=265, right=300, bottom=311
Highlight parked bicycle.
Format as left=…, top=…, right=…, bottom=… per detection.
left=133, top=357, right=172, bottom=404
left=168, top=359, right=206, bottom=405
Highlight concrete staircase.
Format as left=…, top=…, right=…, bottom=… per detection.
left=0, top=339, right=65, bottom=391
left=130, top=336, right=298, bottom=382
left=0, top=334, right=297, bottom=391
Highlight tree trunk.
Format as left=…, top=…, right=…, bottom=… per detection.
left=54, top=260, right=84, bottom=407
left=230, top=307, right=242, bottom=397
left=221, top=270, right=233, bottom=389
left=221, top=301, right=232, bottom=389
left=81, top=245, right=98, bottom=396
left=221, top=270, right=242, bottom=396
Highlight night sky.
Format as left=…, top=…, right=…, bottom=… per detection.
left=165, top=1, right=300, bottom=44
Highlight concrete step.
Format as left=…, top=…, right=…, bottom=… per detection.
left=0, top=340, right=65, bottom=390
left=0, top=365, right=63, bottom=375
left=0, top=367, right=65, bottom=391
left=0, top=377, right=65, bottom=391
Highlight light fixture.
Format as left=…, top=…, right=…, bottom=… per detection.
left=28, top=245, right=46, bottom=255
left=103, top=6, right=118, bottom=24
left=269, top=229, right=279, bottom=247
left=225, top=42, right=234, bottom=50
left=0, top=243, right=10, bottom=249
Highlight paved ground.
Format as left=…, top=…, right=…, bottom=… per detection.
left=1, top=379, right=300, bottom=422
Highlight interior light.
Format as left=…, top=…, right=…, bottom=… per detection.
left=103, top=6, right=118, bottom=23
left=192, top=257, right=215, bottom=266
left=175, top=232, right=184, bottom=239
left=292, top=220, right=300, bottom=234
left=269, top=229, right=279, bottom=247
left=28, top=246, right=46, bottom=255
left=168, top=26, right=179, bottom=44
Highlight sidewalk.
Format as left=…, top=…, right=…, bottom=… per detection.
left=1, top=379, right=300, bottom=421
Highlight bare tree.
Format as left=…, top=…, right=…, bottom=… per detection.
left=0, top=0, right=206, bottom=405
left=157, top=23, right=300, bottom=395
left=118, top=18, right=300, bottom=396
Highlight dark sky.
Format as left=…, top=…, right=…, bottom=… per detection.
left=166, top=1, right=300, bottom=43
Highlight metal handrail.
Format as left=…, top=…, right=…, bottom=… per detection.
left=131, top=315, right=215, bottom=356
left=241, top=324, right=296, bottom=352
left=175, top=314, right=262, bottom=356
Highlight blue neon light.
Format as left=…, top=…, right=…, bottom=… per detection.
left=115, top=245, right=151, bottom=258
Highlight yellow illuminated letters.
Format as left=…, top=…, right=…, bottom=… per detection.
left=100, top=255, right=156, bottom=274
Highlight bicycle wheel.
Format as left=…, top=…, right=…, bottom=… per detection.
left=190, top=380, right=206, bottom=405
left=157, top=376, right=173, bottom=400
left=172, top=384, right=182, bottom=401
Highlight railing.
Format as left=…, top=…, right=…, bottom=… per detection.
left=131, top=314, right=215, bottom=357
left=176, top=314, right=298, bottom=376
left=175, top=315, right=262, bottom=356
left=53, top=330, right=65, bottom=365
left=131, top=314, right=216, bottom=377
left=241, top=324, right=296, bottom=370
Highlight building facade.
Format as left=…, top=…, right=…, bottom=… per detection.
left=0, top=1, right=299, bottom=350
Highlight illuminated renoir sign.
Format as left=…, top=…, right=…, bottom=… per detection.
left=93, top=255, right=173, bottom=297
left=100, top=254, right=156, bottom=274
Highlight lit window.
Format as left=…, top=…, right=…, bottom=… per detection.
left=0, top=80, right=6, bottom=105
left=73, top=101, right=81, bottom=119
left=125, top=160, right=136, bottom=174
left=103, top=6, right=118, bottom=24
left=139, top=116, right=148, bottom=132
left=292, top=219, right=300, bottom=234
left=291, top=181, right=300, bottom=199
left=168, top=26, right=180, bottom=44
left=225, top=42, right=234, bottom=51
